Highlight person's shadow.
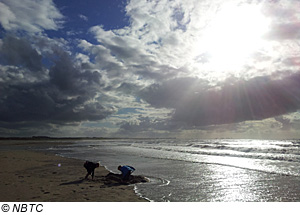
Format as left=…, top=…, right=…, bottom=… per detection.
left=59, top=173, right=148, bottom=186
left=59, top=179, right=84, bottom=186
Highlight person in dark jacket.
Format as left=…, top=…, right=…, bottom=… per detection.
left=118, top=165, right=135, bottom=181
left=84, top=161, right=100, bottom=180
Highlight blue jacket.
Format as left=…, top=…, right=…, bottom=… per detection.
left=120, top=165, right=135, bottom=177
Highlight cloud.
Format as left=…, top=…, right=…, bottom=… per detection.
left=84, top=0, right=202, bottom=82
left=263, top=0, right=300, bottom=41
left=266, top=22, right=300, bottom=40
left=79, top=14, right=88, bottom=22
left=0, top=36, right=43, bottom=73
left=139, top=73, right=300, bottom=128
left=274, top=116, right=291, bottom=130
left=0, top=36, right=115, bottom=131
left=0, top=72, right=113, bottom=124
left=0, top=0, right=64, bottom=33
left=49, top=52, right=102, bottom=93
left=139, top=77, right=209, bottom=108
left=117, top=116, right=179, bottom=138
left=85, top=0, right=297, bottom=86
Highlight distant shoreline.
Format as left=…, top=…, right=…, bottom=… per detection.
left=0, top=136, right=176, bottom=141
left=0, top=136, right=299, bottom=141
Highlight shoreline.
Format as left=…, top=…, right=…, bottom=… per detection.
left=0, top=140, right=148, bottom=202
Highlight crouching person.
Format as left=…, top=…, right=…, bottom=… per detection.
left=84, top=161, right=100, bottom=180
left=118, top=165, right=135, bottom=181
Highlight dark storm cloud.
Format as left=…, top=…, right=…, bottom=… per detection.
left=139, top=77, right=210, bottom=108
left=0, top=75, right=112, bottom=124
left=139, top=72, right=300, bottom=128
left=0, top=36, right=43, bottom=72
left=49, top=52, right=102, bottom=94
left=0, top=36, right=115, bottom=131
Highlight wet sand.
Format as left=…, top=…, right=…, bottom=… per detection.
left=0, top=140, right=147, bottom=202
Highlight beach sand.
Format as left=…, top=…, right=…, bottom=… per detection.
left=0, top=141, right=147, bottom=202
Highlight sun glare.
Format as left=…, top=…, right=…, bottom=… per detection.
left=200, top=4, right=270, bottom=71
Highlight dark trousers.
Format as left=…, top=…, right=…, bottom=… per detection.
left=123, top=172, right=131, bottom=180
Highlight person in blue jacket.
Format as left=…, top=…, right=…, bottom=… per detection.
left=118, top=165, right=135, bottom=181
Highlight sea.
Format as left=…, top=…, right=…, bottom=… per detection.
left=45, top=138, right=300, bottom=202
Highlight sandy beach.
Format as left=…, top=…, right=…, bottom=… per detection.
left=0, top=140, right=147, bottom=202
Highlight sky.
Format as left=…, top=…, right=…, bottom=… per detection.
left=1, top=0, right=300, bottom=139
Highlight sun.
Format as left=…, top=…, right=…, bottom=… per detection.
left=199, top=3, right=270, bottom=71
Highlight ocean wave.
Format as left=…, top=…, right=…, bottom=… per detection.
left=132, top=143, right=300, bottom=163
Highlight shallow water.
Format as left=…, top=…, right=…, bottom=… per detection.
left=47, top=139, right=300, bottom=202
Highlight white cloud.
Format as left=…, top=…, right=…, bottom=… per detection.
left=0, top=0, right=64, bottom=33
left=86, top=0, right=275, bottom=84
left=79, top=14, right=88, bottom=22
